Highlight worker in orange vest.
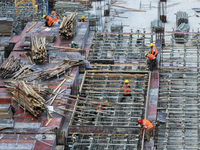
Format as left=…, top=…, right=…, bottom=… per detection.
left=80, top=16, right=85, bottom=22
left=96, top=104, right=104, bottom=111
left=43, top=11, right=57, bottom=27
left=123, top=80, right=131, bottom=96
left=138, top=119, right=153, bottom=142
left=145, top=53, right=156, bottom=70
left=150, top=43, right=158, bottom=57
left=96, top=100, right=108, bottom=110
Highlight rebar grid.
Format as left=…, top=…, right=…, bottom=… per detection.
left=0, top=1, right=45, bottom=34
left=88, top=32, right=152, bottom=71
left=68, top=133, right=140, bottom=150
left=71, top=71, right=149, bottom=126
left=155, top=38, right=200, bottom=149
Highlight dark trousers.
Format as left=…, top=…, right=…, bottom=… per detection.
left=45, top=21, right=53, bottom=27
left=146, top=127, right=153, bottom=142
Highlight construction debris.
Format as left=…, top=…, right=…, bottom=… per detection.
left=31, top=36, right=47, bottom=63
left=0, top=56, right=21, bottom=78
left=59, top=11, right=77, bottom=38
left=5, top=80, right=46, bottom=117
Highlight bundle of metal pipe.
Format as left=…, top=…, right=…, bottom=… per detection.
left=54, top=1, right=85, bottom=14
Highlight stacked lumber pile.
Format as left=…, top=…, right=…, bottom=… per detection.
left=0, top=104, right=13, bottom=119
left=28, top=83, right=53, bottom=98
left=31, top=36, right=47, bottom=63
left=0, top=56, right=21, bottom=78
left=0, top=17, right=13, bottom=36
left=5, top=80, right=46, bottom=117
left=38, top=60, right=82, bottom=80
left=59, top=11, right=77, bottom=38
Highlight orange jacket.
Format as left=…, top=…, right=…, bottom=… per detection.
left=142, top=119, right=153, bottom=130
left=123, top=83, right=131, bottom=95
left=151, top=46, right=158, bottom=56
left=80, top=18, right=85, bottom=22
left=46, top=16, right=53, bottom=27
left=96, top=104, right=104, bottom=110
left=147, top=54, right=155, bottom=61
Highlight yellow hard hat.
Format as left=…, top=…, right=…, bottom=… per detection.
left=145, top=53, right=148, bottom=57
left=125, top=80, right=129, bottom=83
left=43, top=15, right=46, bottom=18
left=150, top=43, right=153, bottom=47
left=81, top=16, right=85, bottom=19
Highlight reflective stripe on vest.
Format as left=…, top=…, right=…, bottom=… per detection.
left=143, top=119, right=153, bottom=130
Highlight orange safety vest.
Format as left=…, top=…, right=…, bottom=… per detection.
left=96, top=104, right=104, bottom=110
left=147, top=54, right=155, bottom=61
left=80, top=18, right=85, bottom=22
left=151, top=46, right=158, bottom=57
left=46, top=16, right=53, bottom=27
left=123, top=83, right=131, bottom=95
left=142, top=119, right=153, bottom=130
left=52, top=13, right=57, bottom=22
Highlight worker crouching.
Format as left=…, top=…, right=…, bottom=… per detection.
left=138, top=119, right=153, bottom=142
left=145, top=53, right=157, bottom=71
left=80, top=16, right=85, bottom=22
left=43, top=11, right=57, bottom=27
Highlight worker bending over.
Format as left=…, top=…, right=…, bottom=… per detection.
left=80, top=16, right=85, bottom=22
left=145, top=53, right=156, bottom=71
left=138, top=119, right=153, bottom=142
left=150, top=43, right=158, bottom=57
left=43, top=11, right=57, bottom=27
left=123, top=80, right=131, bottom=96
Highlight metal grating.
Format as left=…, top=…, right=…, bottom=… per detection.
left=155, top=38, right=200, bottom=149
left=88, top=32, right=152, bottom=71
left=68, top=70, right=150, bottom=149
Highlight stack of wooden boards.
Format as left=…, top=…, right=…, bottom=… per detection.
left=0, top=17, right=13, bottom=36
left=0, top=56, right=21, bottom=79
left=31, top=36, right=47, bottom=63
left=5, top=80, right=47, bottom=117
left=39, top=60, right=82, bottom=79
left=0, top=104, right=13, bottom=119
left=59, top=11, right=77, bottom=38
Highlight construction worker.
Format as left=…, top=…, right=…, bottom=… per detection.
left=43, top=11, right=57, bottom=27
left=80, top=16, right=85, bottom=22
left=96, top=100, right=108, bottom=110
left=96, top=104, right=104, bottom=111
left=150, top=43, right=158, bottom=57
left=123, top=80, right=131, bottom=96
left=138, top=119, right=153, bottom=142
left=145, top=53, right=156, bottom=70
